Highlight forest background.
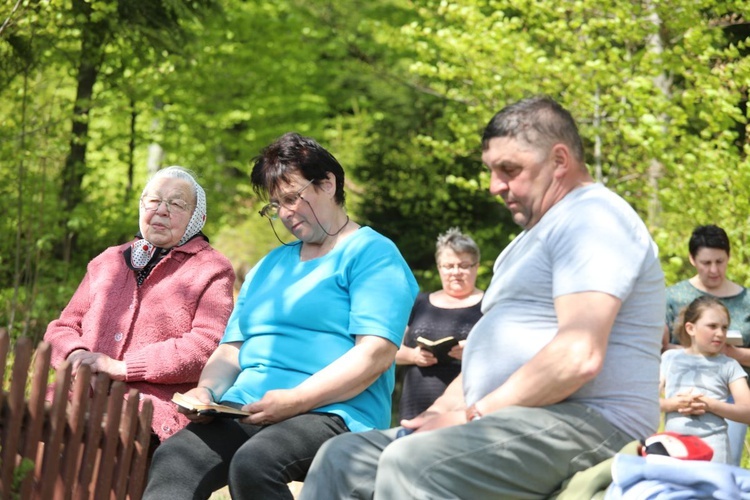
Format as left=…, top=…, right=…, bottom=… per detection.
left=2, top=0, right=750, bottom=346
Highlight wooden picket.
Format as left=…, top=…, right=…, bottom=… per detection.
left=0, top=329, right=153, bottom=499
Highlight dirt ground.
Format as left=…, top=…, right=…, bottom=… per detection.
left=210, top=482, right=303, bottom=499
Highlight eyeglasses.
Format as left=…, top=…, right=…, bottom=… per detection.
left=258, top=179, right=314, bottom=220
left=439, top=262, right=477, bottom=272
left=140, top=196, right=192, bottom=215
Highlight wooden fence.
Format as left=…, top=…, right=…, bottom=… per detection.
left=0, top=330, right=153, bottom=499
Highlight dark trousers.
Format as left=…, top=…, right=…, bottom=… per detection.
left=143, top=412, right=349, bottom=500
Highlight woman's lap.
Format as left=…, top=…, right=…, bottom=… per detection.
left=145, top=412, right=348, bottom=500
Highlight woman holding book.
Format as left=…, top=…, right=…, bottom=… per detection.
left=145, top=133, right=418, bottom=500
left=395, top=227, right=484, bottom=420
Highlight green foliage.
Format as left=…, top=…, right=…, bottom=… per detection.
left=369, top=0, right=750, bottom=286
left=2, top=0, right=750, bottom=340
left=0, top=446, right=34, bottom=500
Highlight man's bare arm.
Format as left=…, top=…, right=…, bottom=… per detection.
left=474, top=291, right=621, bottom=415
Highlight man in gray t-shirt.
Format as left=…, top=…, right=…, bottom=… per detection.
left=300, top=96, right=665, bottom=500
left=463, top=181, right=664, bottom=441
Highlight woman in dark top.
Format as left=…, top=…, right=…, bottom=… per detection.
left=396, top=227, right=484, bottom=420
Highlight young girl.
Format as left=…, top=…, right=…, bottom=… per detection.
left=660, top=295, right=750, bottom=463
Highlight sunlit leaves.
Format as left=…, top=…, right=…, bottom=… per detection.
left=375, top=0, right=750, bottom=285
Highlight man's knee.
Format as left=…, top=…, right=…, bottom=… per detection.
left=299, top=433, right=361, bottom=500
left=306, top=432, right=382, bottom=487
left=378, top=436, right=409, bottom=470
left=313, top=431, right=357, bottom=470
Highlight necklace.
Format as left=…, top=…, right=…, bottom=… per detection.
left=294, top=205, right=353, bottom=259
left=305, top=201, right=349, bottom=237
left=324, top=215, right=350, bottom=237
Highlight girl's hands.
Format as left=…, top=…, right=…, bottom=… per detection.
left=664, top=389, right=707, bottom=416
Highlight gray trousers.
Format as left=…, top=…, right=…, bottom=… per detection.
left=300, top=403, right=634, bottom=500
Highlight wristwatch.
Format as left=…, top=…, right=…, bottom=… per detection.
left=466, top=404, right=483, bottom=422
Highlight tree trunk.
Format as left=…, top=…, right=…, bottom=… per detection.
left=646, top=4, right=671, bottom=228
left=147, top=104, right=165, bottom=177
left=126, top=98, right=137, bottom=204
left=58, top=0, right=108, bottom=262
left=592, top=85, right=603, bottom=183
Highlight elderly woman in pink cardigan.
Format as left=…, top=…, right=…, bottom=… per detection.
left=44, top=166, right=235, bottom=444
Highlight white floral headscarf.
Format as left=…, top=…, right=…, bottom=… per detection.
left=128, top=166, right=207, bottom=269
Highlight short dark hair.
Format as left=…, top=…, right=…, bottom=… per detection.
left=250, top=132, right=346, bottom=205
left=688, top=225, right=730, bottom=257
left=481, top=95, right=584, bottom=163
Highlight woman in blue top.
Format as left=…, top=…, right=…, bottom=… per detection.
left=145, top=133, right=419, bottom=500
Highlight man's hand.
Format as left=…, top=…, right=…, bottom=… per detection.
left=400, top=408, right=466, bottom=434
left=399, top=373, right=467, bottom=435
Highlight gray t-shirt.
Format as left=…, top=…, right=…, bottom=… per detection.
left=463, top=183, right=665, bottom=440
left=661, top=349, right=745, bottom=433
left=661, top=349, right=746, bottom=462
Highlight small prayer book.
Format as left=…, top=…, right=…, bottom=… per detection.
left=172, top=392, right=250, bottom=418
left=416, top=336, right=459, bottom=362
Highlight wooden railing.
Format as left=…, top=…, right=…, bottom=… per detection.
left=0, top=330, right=153, bottom=499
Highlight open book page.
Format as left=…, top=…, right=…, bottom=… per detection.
left=172, top=392, right=250, bottom=417
left=416, top=336, right=458, bottom=361
left=727, top=330, right=743, bottom=347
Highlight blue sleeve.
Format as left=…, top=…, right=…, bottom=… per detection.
left=346, top=236, right=418, bottom=346
left=221, top=255, right=266, bottom=344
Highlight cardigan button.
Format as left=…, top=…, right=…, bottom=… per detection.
left=114, top=332, right=124, bottom=342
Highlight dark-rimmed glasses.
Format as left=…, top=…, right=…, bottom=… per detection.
left=140, top=196, right=192, bottom=215
left=258, top=179, right=314, bottom=220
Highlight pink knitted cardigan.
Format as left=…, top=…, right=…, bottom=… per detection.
left=44, top=237, right=235, bottom=441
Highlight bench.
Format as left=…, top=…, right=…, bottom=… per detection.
left=0, top=329, right=154, bottom=499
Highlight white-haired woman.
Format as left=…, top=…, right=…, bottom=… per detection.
left=44, top=166, right=235, bottom=444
